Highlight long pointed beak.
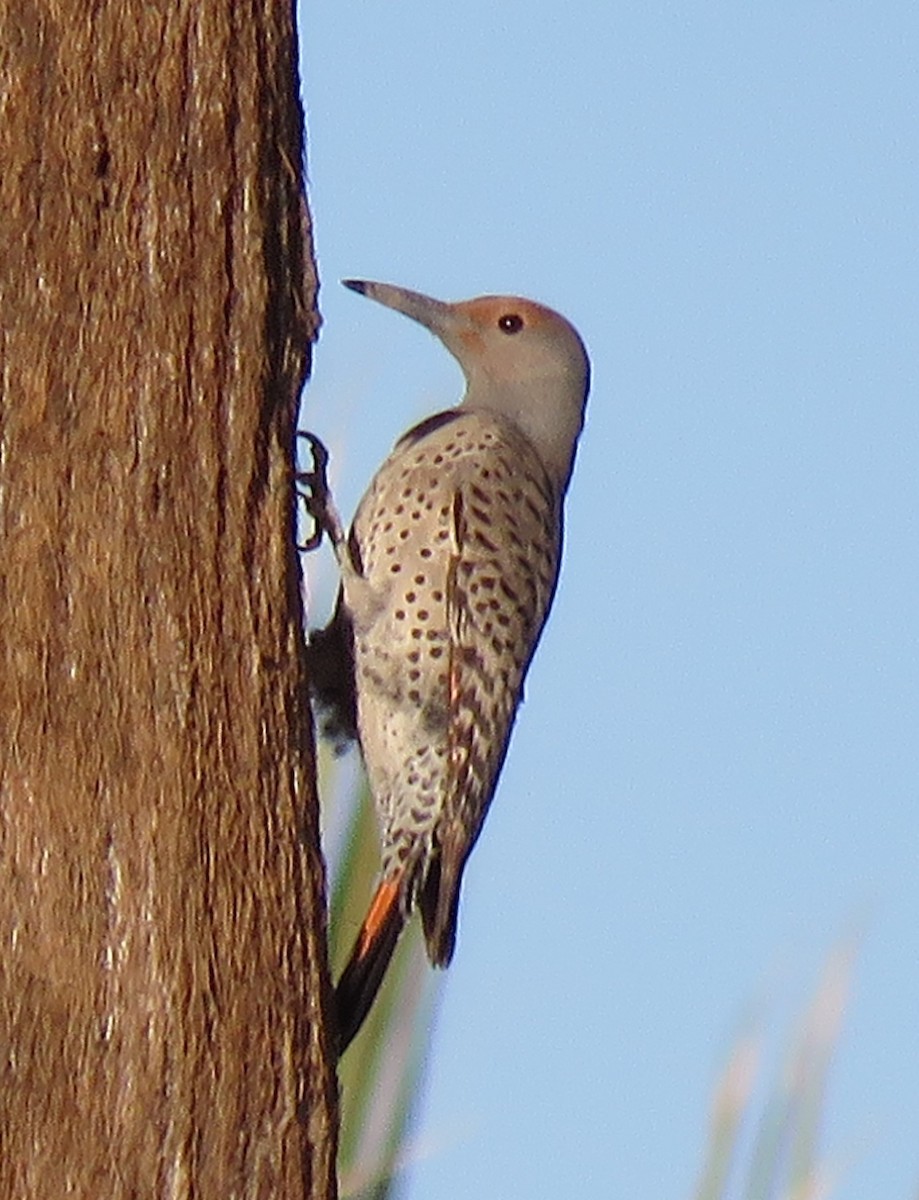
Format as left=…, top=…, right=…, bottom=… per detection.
left=342, top=279, right=454, bottom=338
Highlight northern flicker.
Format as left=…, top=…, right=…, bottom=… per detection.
left=305, top=279, right=590, bottom=1053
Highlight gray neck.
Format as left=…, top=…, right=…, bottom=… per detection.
left=462, top=378, right=586, bottom=497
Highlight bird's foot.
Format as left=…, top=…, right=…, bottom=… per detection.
left=295, top=431, right=347, bottom=554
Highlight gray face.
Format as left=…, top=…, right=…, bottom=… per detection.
left=343, top=280, right=591, bottom=494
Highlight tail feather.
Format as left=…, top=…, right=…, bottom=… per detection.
left=418, top=848, right=463, bottom=969
left=334, top=878, right=405, bottom=1054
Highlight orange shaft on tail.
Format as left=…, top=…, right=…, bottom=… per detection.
left=334, top=877, right=404, bottom=1053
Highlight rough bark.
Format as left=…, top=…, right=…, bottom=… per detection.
left=0, top=1, right=336, bottom=1196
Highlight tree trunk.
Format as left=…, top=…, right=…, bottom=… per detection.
left=0, top=2, right=336, bottom=1196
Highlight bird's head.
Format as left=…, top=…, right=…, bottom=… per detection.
left=343, top=279, right=590, bottom=494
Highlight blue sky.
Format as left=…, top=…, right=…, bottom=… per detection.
left=299, top=3, right=919, bottom=1196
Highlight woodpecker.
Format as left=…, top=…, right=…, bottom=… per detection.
left=306, top=279, right=590, bottom=1053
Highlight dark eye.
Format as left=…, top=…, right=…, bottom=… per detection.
left=498, top=313, right=524, bottom=334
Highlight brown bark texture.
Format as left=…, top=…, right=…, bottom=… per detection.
left=0, top=1, right=337, bottom=1196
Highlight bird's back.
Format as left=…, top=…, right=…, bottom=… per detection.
left=348, top=407, right=563, bottom=964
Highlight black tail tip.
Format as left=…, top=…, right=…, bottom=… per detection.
left=334, top=957, right=389, bottom=1056
left=333, top=899, right=405, bottom=1056
left=341, top=278, right=368, bottom=295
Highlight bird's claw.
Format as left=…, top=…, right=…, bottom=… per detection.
left=296, top=431, right=342, bottom=553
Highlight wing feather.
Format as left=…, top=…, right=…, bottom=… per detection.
left=420, top=434, right=560, bottom=964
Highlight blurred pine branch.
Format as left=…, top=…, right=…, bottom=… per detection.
left=693, top=941, right=858, bottom=1200
left=322, top=747, right=439, bottom=1200
left=316, top=693, right=863, bottom=1200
